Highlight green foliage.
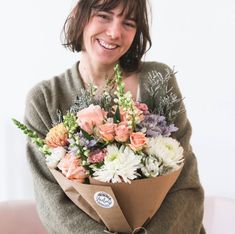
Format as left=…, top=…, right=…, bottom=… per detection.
left=113, top=105, right=121, bottom=123
left=80, top=129, right=93, bottom=141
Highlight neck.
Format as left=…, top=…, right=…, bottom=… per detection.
left=79, top=52, right=117, bottom=87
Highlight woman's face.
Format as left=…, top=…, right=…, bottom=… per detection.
left=82, top=4, right=137, bottom=67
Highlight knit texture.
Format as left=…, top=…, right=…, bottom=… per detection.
left=24, top=61, right=205, bottom=234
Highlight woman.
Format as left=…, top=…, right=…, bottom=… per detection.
left=24, top=0, right=205, bottom=233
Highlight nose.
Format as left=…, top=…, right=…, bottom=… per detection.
left=106, top=20, right=122, bottom=40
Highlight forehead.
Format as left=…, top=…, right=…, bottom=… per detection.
left=91, top=0, right=138, bottom=19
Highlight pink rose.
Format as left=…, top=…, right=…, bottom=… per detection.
left=97, top=123, right=116, bottom=142
left=77, top=104, right=107, bottom=134
left=57, top=154, right=87, bottom=182
left=115, top=122, right=131, bottom=142
left=88, top=149, right=106, bottom=163
left=135, top=102, right=149, bottom=114
left=129, top=132, right=147, bottom=151
left=135, top=102, right=149, bottom=121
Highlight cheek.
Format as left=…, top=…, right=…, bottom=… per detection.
left=82, top=21, right=95, bottom=48
left=82, top=27, right=94, bottom=51
left=81, top=27, right=89, bottom=50
left=125, top=31, right=136, bottom=48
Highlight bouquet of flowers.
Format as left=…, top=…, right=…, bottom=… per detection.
left=13, top=64, right=184, bottom=233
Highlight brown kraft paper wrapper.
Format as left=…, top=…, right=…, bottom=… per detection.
left=50, top=166, right=183, bottom=233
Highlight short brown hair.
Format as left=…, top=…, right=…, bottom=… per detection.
left=62, top=0, right=152, bottom=73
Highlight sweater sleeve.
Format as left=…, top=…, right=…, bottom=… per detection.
left=24, top=83, right=105, bottom=234
left=143, top=63, right=205, bottom=234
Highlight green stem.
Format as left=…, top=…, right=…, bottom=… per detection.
left=12, top=118, right=51, bottom=155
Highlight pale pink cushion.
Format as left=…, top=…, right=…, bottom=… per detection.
left=0, top=200, right=48, bottom=234
left=203, top=196, right=235, bottom=234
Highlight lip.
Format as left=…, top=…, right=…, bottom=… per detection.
left=96, top=39, right=119, bottom=50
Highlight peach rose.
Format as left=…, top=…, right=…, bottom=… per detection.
left=45, top=123, right=68, bottom=148
left=129, top=132, right=147, bottom=151
left=115, top=122, right=131, bottom=142
left=57, top=154, right=87, bottom=182
left=77, top=104, right=107, bottom=134
left=97, top=123, right=116, bottom=142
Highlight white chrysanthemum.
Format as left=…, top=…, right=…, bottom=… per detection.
left=146, top=136, right=184, bottom=171
left=93, top=144, right=142, bottom=183
left=141, top=156, right=162, bottom=177
left=46, top=147, right=66, bottom=169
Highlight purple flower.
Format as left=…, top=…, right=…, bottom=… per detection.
left=67, top=131, right=97, bottom=155
left=137, top=114, right=178, bottom=137
left=77, top=131, right=97, bottom=148
left=67, top=138, right=78, bottom=156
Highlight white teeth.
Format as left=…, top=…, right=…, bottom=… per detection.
left=98, top=39, right=117, bottom=49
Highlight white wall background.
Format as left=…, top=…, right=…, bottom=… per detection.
left=0, top=0, right=234, bottom=201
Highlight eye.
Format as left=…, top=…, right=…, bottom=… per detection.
left=97, top=14, right=109, bottom=19
left=95, top=11, right=111, bottom=21
left=124, top=21, right=136, bottom=28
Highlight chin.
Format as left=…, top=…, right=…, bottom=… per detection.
left=91, top=48, right=123, bottom=67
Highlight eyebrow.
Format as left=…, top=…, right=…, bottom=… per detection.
left=100, top=10, right=136, bottom=21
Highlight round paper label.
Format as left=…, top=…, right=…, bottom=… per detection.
left=94, top=191, right=114, bottom=208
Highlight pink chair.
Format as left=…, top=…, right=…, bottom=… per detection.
left=0, top=200, right=48, bottom=234
left=203, top=196, right=235, bottom=234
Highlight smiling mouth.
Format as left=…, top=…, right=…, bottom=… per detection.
left=97, top=39, right=119, bottom=50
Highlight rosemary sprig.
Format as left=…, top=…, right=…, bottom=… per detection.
left=144, top=68, right=184, bottom=123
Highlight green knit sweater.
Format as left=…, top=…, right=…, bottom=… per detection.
left=24, top=61, right=205, bottom=234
